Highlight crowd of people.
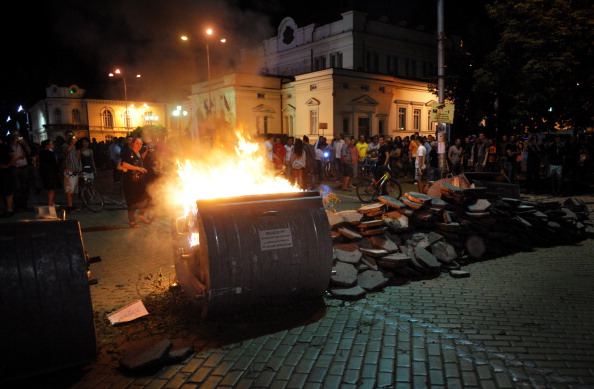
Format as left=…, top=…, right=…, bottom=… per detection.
left=264, top=131, right=594, bottom=196
left=1, top=129, right=592, bottom=220
left=0, top=130, right=165, bottom=226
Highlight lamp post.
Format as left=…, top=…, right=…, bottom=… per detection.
left=109, top=69, right=141, bottom=134
left=181, top=29, right=226, bottom=115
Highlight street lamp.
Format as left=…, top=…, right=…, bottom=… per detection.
left=180, top=29, right=226, bottom=108
left=108, top=69, right=141, bottom=134
left=172, top=105, right=188, bottom=136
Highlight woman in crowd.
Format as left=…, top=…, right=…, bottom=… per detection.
left=78, top=137, right=97, bottom=183
left=120, top=137, right=149, bottom=228
left=290, top=138, right=307, bottom=189
left=39, top=139, right=61, bottom=206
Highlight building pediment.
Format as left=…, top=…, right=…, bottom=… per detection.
left=282, top=104, right=296, bottom=112
left=305, top=98, right=320, bottom=106
left=252, top=104, right=276, bottom=113
left=350, top=95, right=378, bottom=106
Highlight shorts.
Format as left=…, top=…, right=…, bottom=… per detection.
left=63, top=171, right=79, bottom=194
left=415, top=167, right=425, bottom=181
left=548, top=164, right=562, bottom=178
left=342, top=163, right=353, bottom=178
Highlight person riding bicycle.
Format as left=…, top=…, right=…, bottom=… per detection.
left=373, top=136, right=392, bottom=194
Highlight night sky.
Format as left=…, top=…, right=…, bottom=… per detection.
left=0, top=0, right=478, bottom=121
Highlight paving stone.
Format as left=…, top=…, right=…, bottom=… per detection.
left=368, top=235, right=399, bottom=253
left=330, top=285, right=367, bottom=300
left=338, top=227, right=363, bottom=240
left=449, top=270, right=470, bottom=278
left=401, top=197, right=425, bottom=210
left=357, top=270, right=389, bottom=291
left=359, top=247, right=389, bottom=258
left=165, top=339, right=195, bottom=364
left=330, top=261, right=358, bottom=286
left=336, top=210, right=364, bottom=225
left=404, top=191, right=434, bottom=204
left=378, top=196, right=405, bottom=209
left=376, top=253, right=411, bottom=269
left=360, top=227, right=387, bottom=236
left=413, top=246, right=441, bottom=272
left=467, top=199, right=491, bottom=212
left=361, top=255, right=379, bottom=271
left=326, top=211, right=345, bottom=229
left=334, top=243, right=363, bottom=264
left=430, top=241, right=458, bottom=263
left=120, top=337, right=172, bottom=373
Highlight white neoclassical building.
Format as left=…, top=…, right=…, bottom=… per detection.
left=189, top=10, right=446, bottom=141
left=28, top=84, right=170, bottom=142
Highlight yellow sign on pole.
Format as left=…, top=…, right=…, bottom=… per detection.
left=430, top=103, right=455, bottom=123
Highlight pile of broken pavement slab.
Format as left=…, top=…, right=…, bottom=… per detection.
left=326, top=187, right=591, bottom=300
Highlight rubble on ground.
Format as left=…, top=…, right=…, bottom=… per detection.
left=327, top=184, right=591, bottom=300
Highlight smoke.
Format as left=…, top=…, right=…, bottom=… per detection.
left=49, top=0, right=274, bottom=102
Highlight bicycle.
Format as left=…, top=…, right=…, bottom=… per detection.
left=78, top=173, right=104, bottom=212
left=356, top=165, right=402, bottom=203
left=322, top=150, right=336, bottom=180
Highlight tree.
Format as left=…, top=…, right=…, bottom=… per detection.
left=474, top=0, right=594, bottom=133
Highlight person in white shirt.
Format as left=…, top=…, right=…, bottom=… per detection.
left=264, top=134, right=274, bottom=165
left=284, top=137, right=294, bottom=182
left=332, top=133, right=345, bottom=181
left=415, top=137, right=427, bottom=192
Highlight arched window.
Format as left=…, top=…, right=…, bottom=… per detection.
left=53, top=108, right=62, bottom=124
left=101, top=109, right=114, bottom=128
left=71, top=108, right=81, bottom=125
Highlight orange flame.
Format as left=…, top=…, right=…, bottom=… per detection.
left=168, top=130, right=300, bottom=214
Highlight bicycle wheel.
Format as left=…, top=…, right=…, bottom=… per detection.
left=324, top=162, right=336, bottom=181
left=82, top=186, right=104, bottom=212
left=385, top=178, right=403, bottom=199
left=356, top=177, right=379, bottom=203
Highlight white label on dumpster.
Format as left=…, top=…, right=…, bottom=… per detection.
left=259, top=228, right=293, bottom=250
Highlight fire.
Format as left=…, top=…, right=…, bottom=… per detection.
left=168, top=130, right=301, bottom=215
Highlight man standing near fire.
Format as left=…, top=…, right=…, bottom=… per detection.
left=415, top=136, right=427, bottom=193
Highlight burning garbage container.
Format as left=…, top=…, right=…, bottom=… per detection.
left=172, top=191, right=333, bottom=318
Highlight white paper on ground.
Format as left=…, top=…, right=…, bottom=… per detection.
left=107, top=299, right=149, bottom=325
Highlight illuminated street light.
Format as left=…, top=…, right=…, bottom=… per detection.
left=108, top=69, right=141, bottom=133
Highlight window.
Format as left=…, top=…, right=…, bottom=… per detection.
left=330, top=52, right=343, bottom=68
left=313, top=56, right=326, bottom=71
left=53, top=108, right=62, bottom=124
left=361, top=85, right=370, bottom=91
left=427, top=111, right=433, bottom=132
left=405, top=59, right=417, bottom=78
left=336, top=52, right=343, bottom=68
left=309, top=110, right=318, bottom=134
left=343, top=117, right=350, bottom=134
left=379, top=86, right=386, bottom=93
left=398, top=107, right=407, bottom=130
left=257, top=93, right=265, bottom=99
left=101, top=109, right=113, bottom=128
left=378, top=119, right=385, bottom=135
left=413, top=109, right=421, bottom=130
left=71, top=108, right=81, bottom=124
left=387, top=55, right=398, bottom=75
left=330, top=53, right=336, bottom=68
left=257, top=116, right=269, bottom=134
left=310, top=84, right=317, bottom=90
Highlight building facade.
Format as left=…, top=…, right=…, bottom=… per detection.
left=28, top=84, right=170, bottom=143
left=188, top=10, right=444, bottom=141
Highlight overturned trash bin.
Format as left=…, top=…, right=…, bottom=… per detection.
left=462, top=172, right=520, bottom=199
left=0, top=220, right=96, bottom=383
left=172, top=191, right=333, bottom=319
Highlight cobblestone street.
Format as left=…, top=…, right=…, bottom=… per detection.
left=3, top=171, right=594, bottom=388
